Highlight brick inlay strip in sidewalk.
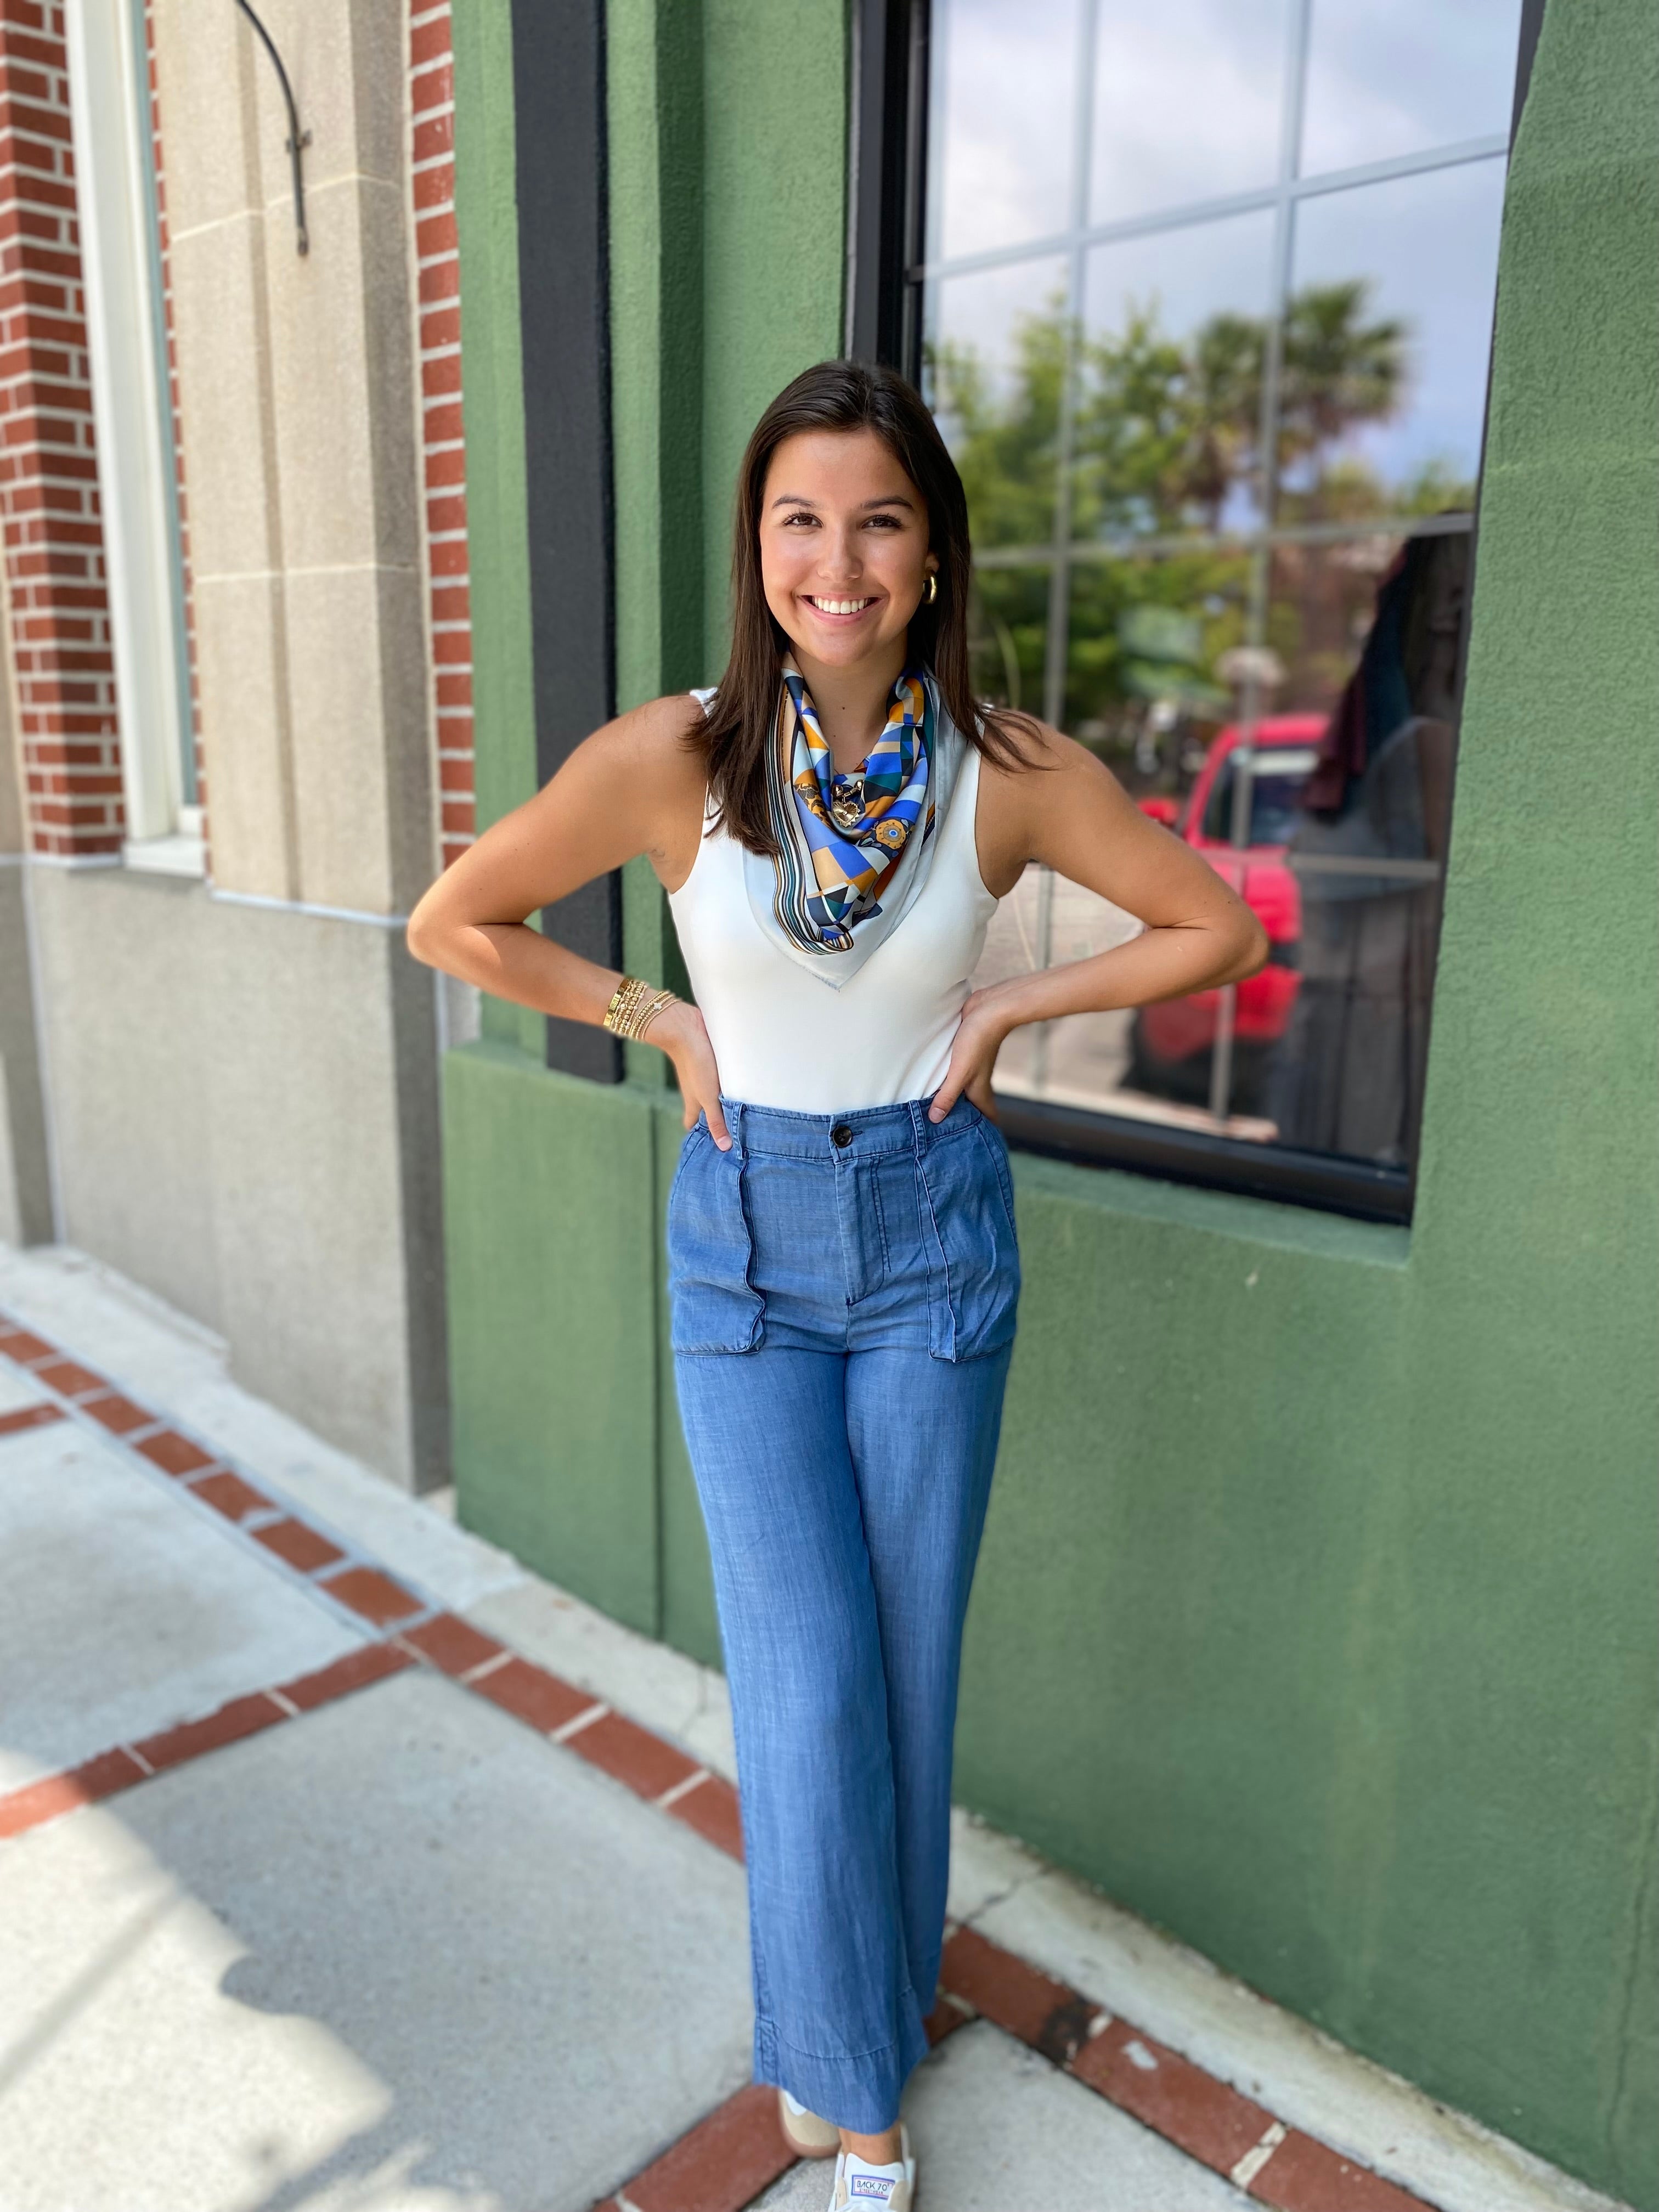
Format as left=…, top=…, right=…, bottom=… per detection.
left=0, top=1401, right=63, bottom=1437
left=0, top=1644, right=411, bottom=1841
left=0, top=1308, right=1447, bottom=2212
left=387, top=1611, right=746, bottom=1859
left=0, top=1316, right=432, bottom=1635
left=593, top=2082, right=796, bottom=2212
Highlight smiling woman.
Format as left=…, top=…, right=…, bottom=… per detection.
left=695, top=361, right=1042, bottom=866
left=771, top=472, right=919, bottom=638
left=404, top=356, right=1264, bottom=2205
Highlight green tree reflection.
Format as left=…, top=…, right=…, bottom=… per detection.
left=932, top=281, right=1470, bottom=774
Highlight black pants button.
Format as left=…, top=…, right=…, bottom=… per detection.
left=831, top=1123, right=854, bottom=1148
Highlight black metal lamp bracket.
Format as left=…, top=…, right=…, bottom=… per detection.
left=233, top=0, right=311, bottom=255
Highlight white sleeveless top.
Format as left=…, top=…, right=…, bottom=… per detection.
left=668, top=692, right=1000, bottom=1112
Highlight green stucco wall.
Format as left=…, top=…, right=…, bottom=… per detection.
left=442, top=1, right=1658, bottom=2199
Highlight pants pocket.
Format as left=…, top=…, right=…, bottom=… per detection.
left=915, top=1126, right=1021, bottom=1362
left=667, top=1127, right=766, bottom=1353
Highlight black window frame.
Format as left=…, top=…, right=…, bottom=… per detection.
left=514, top=0, right=622, bottom=1082
left=847, top=0, right=1547, bottom=1226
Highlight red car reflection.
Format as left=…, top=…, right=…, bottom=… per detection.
left=1128, top=715, right=1324, bottom=1110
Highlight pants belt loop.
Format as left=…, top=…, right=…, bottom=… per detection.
left=908, top=1097, right=929, bottom=1158
left=727, top=1099, right=746, bottom=1166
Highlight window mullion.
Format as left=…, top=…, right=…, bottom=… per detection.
left=1038, top=0, right=1099, bottom=735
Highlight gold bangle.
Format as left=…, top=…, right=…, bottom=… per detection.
left=602, top=975, right=650, bottom=1035
left=602, top=977, right=679, bottom=1043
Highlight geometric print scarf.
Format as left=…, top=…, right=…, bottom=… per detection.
left=764, top=658, right=935, bottom=956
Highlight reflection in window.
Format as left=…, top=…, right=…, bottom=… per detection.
left=919, top=0, right=1521, bottom=1184
left=930, top=256, right=1070, bottom=548
left=927, top=0, right=1080, bottom=262
left=1079, top=211, right=1277, bottom=538
left=1284, top=161, right=1508, bottom=521
left=1300, top=0, right=1523, bottom=178
left=1088, top=0, right=1288, bottom=225
left=1266, top=534, right=1464, bottom=1161
left=1198, top=748, right=1321, bottom=844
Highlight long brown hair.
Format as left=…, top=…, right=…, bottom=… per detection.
left=697, top=358, right=1045, bottom=855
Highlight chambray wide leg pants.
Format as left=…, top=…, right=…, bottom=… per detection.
left=667, top=1093, right=1020, bottom=2134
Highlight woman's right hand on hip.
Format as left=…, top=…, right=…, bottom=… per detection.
left=652, top=1001, right=732, bottom=1150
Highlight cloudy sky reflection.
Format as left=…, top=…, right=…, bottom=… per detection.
left=926, top=0, right=1522, bottom=539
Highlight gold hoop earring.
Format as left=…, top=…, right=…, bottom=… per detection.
left=923, top=572, right=939, bottom=606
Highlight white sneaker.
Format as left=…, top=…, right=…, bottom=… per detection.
left=831, top=2122, right=915, bottom=2209
left=778, top=2088, right=840, bottom=2159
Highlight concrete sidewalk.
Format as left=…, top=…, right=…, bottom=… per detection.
left=0, top=1244, right=1626, bottom=2212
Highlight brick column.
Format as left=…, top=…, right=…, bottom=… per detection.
left=0, top=0, right=119, bottom=857
left=409, top=1, right=476, bottom=869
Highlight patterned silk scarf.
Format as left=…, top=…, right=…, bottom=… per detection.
left=766, top=659, right=935, bottom=956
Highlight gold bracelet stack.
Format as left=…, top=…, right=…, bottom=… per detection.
left=602, top=974, right=680, bottom=1043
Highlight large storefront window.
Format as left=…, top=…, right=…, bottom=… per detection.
left=904, top=0, right=1526, bottom=1216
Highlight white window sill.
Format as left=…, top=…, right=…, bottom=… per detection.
left=123, top=831, right=206, bottom=879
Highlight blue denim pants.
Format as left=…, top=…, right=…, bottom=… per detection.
left=667, top=1092, right=1020, bottom=2132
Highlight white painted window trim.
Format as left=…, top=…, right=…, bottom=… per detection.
left=64, top=0, right=200, bottom=874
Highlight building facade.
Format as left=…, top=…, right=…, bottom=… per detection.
left=0, top=0, right=471, bottom=1489
left=0, top=1, right=1653, bottom=2203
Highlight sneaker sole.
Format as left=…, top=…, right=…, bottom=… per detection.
left=778, top=2096, right=840, bottom=2160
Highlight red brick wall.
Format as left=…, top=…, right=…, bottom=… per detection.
left=0, top=0, right=120, bottom=857
left=409, top=1, right=475, bottom=868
